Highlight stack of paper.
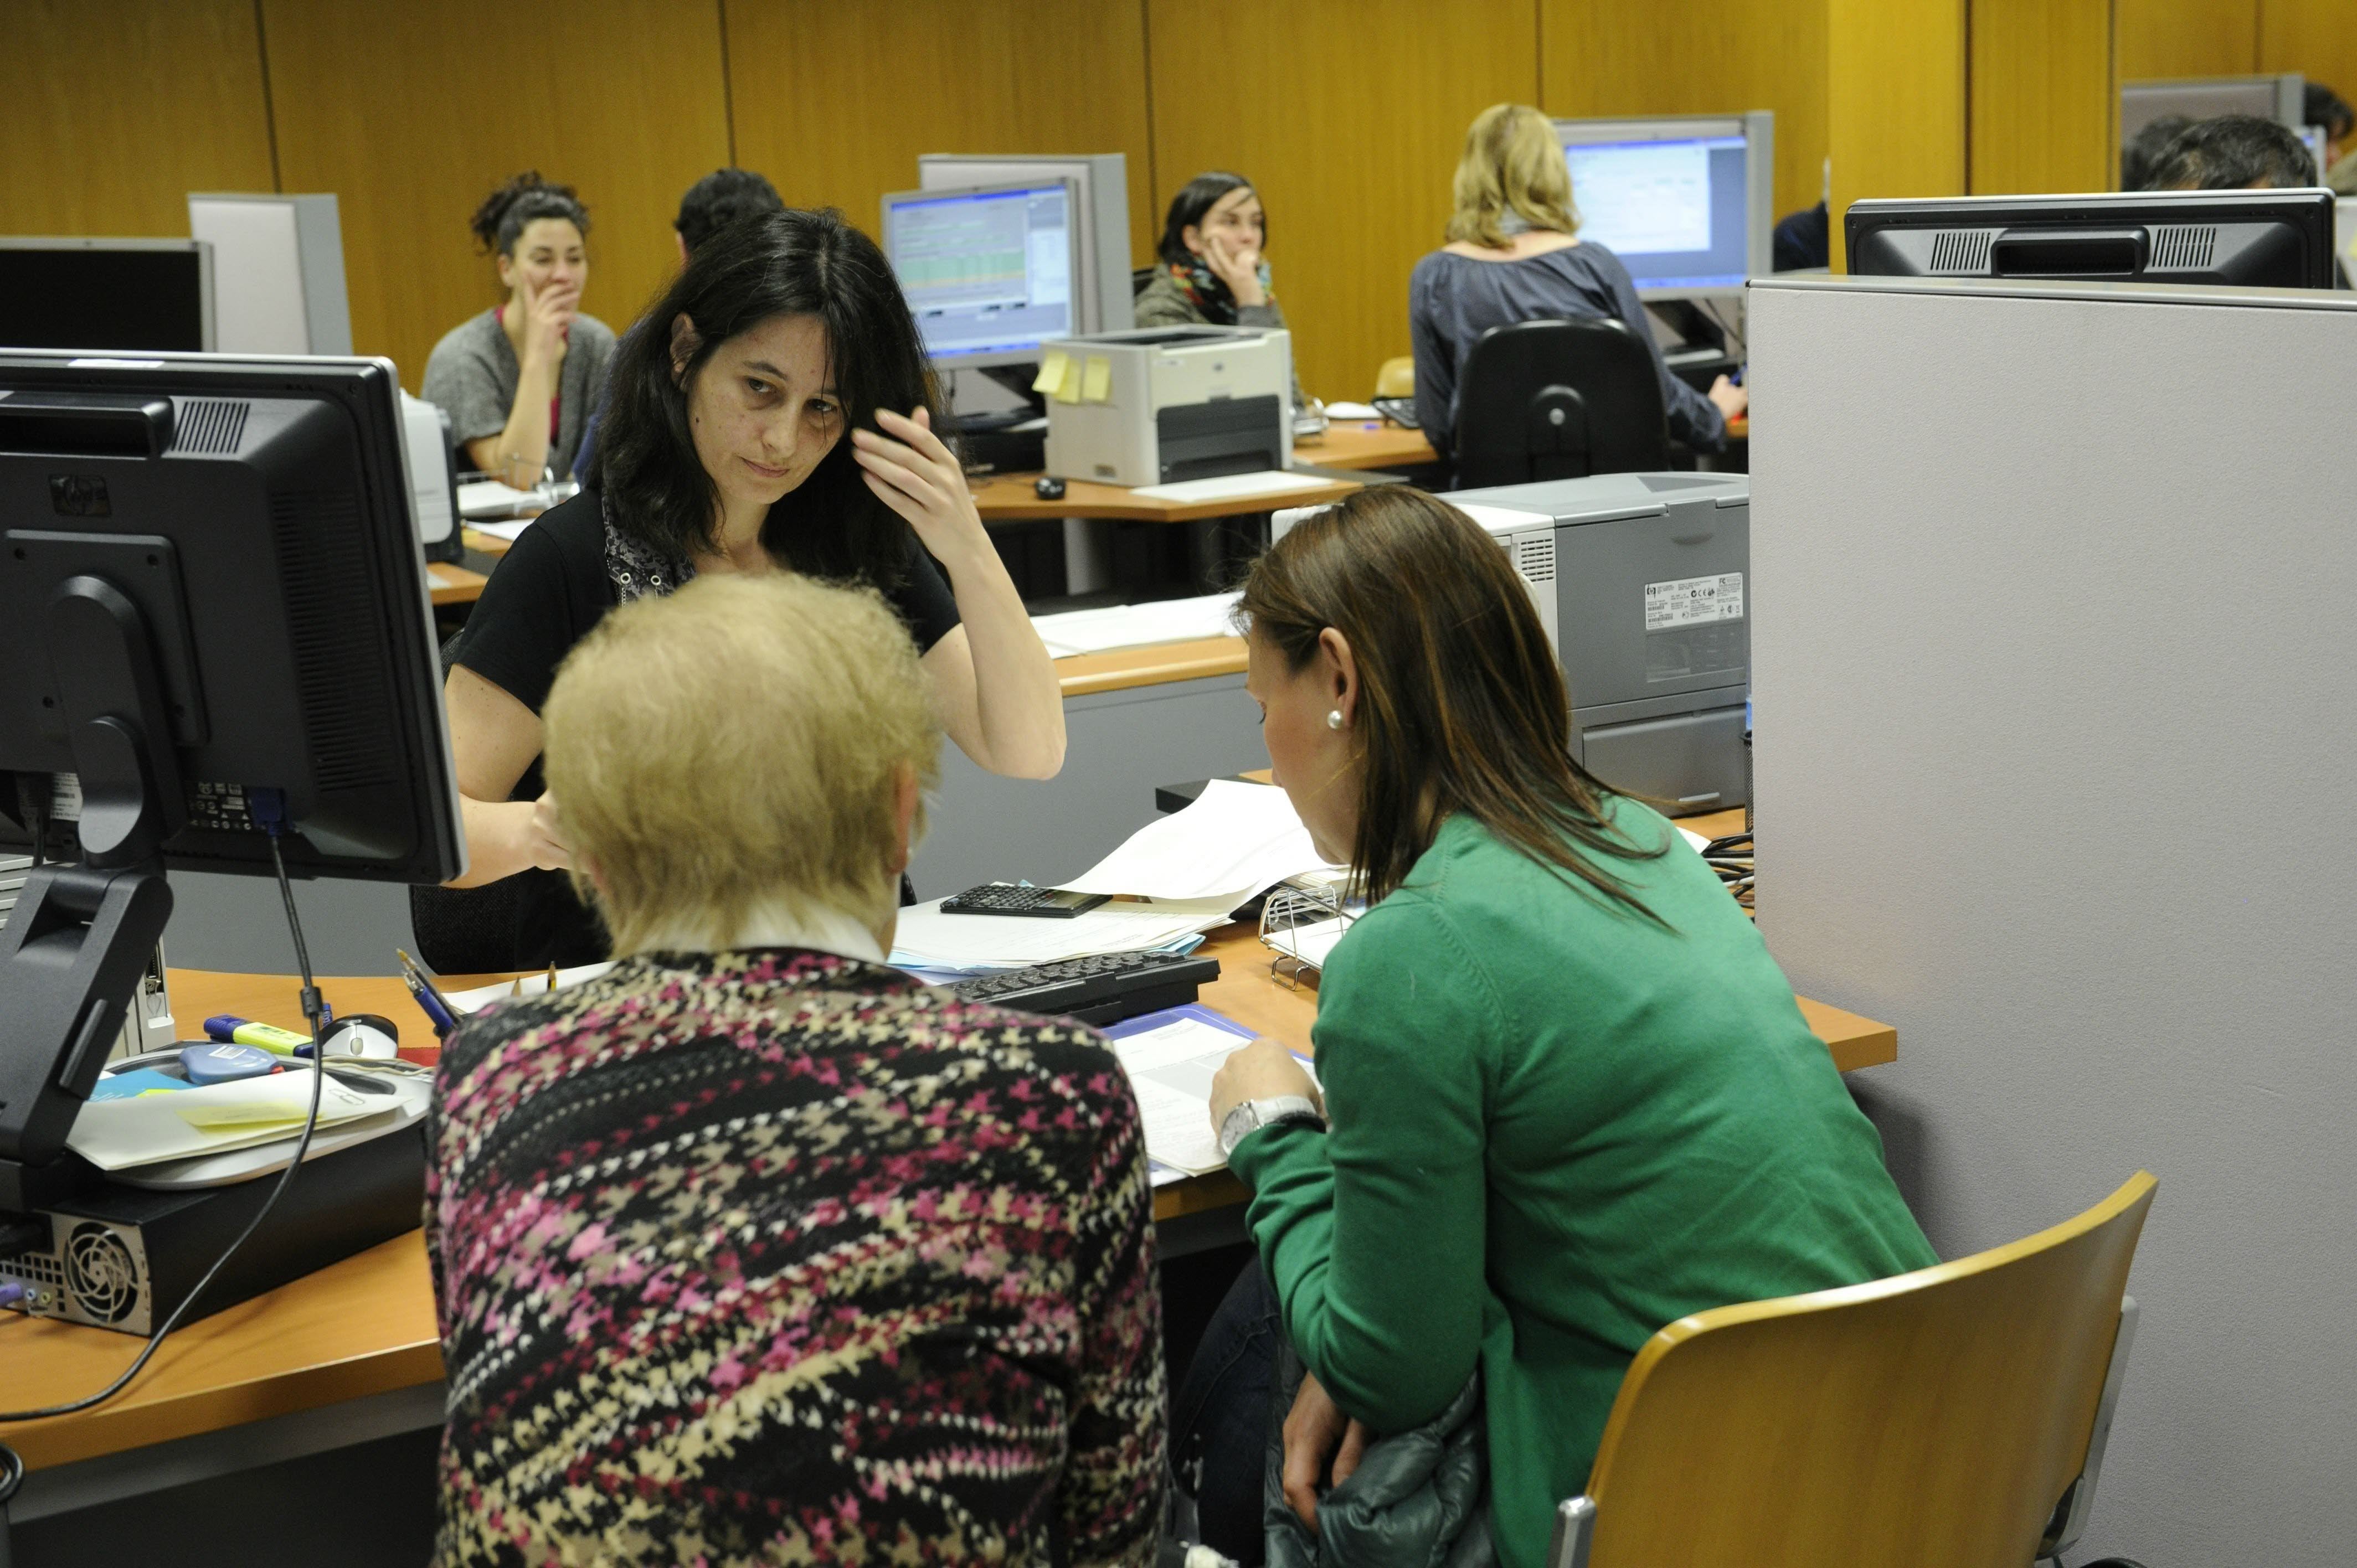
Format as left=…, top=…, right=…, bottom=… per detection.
left=69, top=1072, right=387, bottom=1172
left=1108, top=1009, right=1255, bottom=1175
left=457, top=479, right=538, bottom=520
left=889, top=896, right=1236, bottom=973
left=1031, top=592, right=1242, bottom=657
left=1062, top=779, right=1337, bottom=905
left=1129, top=470, right=1334, bottom=504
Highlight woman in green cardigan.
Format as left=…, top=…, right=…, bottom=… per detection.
left=1183, top=487, right=1936, bottom=1568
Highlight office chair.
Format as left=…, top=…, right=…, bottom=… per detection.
left=1452, top=316, right=1669, bottom=488
left=1545, top=1170, right=2158, bottom=1568
left=408, top=880, right=527, bottom=976
left=1373, top=354, right=1416, bottom=399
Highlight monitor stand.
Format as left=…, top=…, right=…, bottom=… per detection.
left=0, top=574, right=185, bottom=1213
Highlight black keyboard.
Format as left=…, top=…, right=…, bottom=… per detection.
left=949, top=950, right=1221, bottom=1026
left=1371, top=396, right=1420, bottom=429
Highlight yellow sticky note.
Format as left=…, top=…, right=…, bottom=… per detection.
left=1033, top=350, right=1070, bottom=395
left=1081, top=355, right=1112, bottom=404
left=1052, top=353, right=1084, bottom=405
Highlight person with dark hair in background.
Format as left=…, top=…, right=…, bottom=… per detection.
left=1174, top=487, right=1934, bottom=1567
left=423, top=172, right=617, bottom=486
left=2306, top=82, right=2354, bottom=168
left=2147, top=114, right=2318, bottom=191
left=2122, top=113, right=2194, bottom=192
left=573, top=168, right=791, bottom=478
left=1136, top=171, right=1310, bottom=408
left=440, top=208, right=1065, bottom=967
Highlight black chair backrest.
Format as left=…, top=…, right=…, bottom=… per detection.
left=1452, top=315, right=1670, bottom=488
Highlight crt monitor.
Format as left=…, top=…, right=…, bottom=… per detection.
left=1846, top=188, right=2334, bottom=288
left=0, top=238, right=217, bottom=353
left=2122, top=74, right=2304, bottom=140
left=0, top=350, right=461, bottom=1197
left=1552, top=113, right=1774, bottom=298
left=882, top=179, right=1081, bottom=369
left=918, top=154, right=1133, bottom=335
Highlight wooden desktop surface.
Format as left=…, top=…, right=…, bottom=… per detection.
left=3, top=878, right=1887, bottom=1470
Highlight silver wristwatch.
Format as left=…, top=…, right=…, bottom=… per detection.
left=1218, top=1095, right=1326, bottom=1158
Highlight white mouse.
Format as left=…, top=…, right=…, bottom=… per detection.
left=318, top=1014, right=401, bottom=1060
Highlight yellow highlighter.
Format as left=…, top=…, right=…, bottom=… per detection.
left=202, top=1014, right=312, bottom=1056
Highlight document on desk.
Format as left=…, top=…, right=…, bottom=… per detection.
left=889, top=896, right=1237, bottom=972
left=457, top=479, right=540, bottom=522
left=1062, top=778, right=1338, bottom=903
left=1031, top=592, right=1241, bottom=657
left=1129, top=470, right=1334, bottom=504
left=440, top=962, right=617, bottom=1015
left=1262, top=912, right=1354, bottom=971
left=69, top=1074, right=386, bottom=1172
left=1108, top=1009, right=1255, bottom=1175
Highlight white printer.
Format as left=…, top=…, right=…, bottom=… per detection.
left=1041, top=325, right=1291, bottom=487
left=1449, top=472, right=1750, bottom=816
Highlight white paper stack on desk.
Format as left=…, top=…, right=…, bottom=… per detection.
left=889, top=895, right=1238, bottom=973
left=1030, top=591, right=1241, bottom=658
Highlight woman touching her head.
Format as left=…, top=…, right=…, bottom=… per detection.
left=1176, top=488, right=1933, bottom=1567
left=423, top=171, right=616, bottom=488
left=439, top=208, right=1065, bottom=967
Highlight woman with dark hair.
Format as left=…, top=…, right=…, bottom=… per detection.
left=422, top=171, right=617, bottom=486
left=440, top=208, right=1066, bottom=966
left=1176, top=488, right=1933, bottom=1567
left=1136, top=172, right=1309, bottom=406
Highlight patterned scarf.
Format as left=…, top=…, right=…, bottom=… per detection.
left=599, top=490, right=695, bottom=605
left=1167, top=256, right=1274, bottom=326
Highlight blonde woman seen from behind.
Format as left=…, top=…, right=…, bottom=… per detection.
left=1407, top=104, right=1744, bottom=461
left=425, top=574, right=1165, bottom=1566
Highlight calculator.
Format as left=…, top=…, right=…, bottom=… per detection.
left=939, top=884, right=1111, bottom=919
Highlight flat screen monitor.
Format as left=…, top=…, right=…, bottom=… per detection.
left=0, top=351, right=462, bottom=883
left=0, top=239, right=215, bottom=353
left=2122, top=74, right=2304, bottom=140
left=918, top=154, right=1133, bottom=335
left=2302, top=125, right=2329, bottom=182
left=1846, top=189, right=2334, bottom=289
left=882, top=179, right=1081, bottom=370
left=1552, top=113, right=1774, bottom=298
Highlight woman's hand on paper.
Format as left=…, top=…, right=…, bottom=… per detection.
left=1208, top=1038, right=1320, bottom=1128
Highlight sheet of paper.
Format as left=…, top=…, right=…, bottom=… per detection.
left=889, top=897, right=1235, bottom=971
left=441, top=961, right=617, bottom=1015
left=1129, top=470, right=1334, bottom=504
left=70, top=1073, right=384, bottom=1172
left=1030, top=592, right=1242, bottom=657
left=469, top=517, right=538, bottom=541
left=457, top=479, right=538, bottom=519
left=1062, top=779, right=1337, bottom=902
left=1322, top=401, right=1379, bottom=419
left=1679, top=827, right=1711, bottom=853
left=1081, top=355, right=1113, bottom=403
left=1113, top=1016, right=1252, bottom=1174
left=1263, top=913, right=1353, bottom=970
left=1032, top=350, right=1071, bottom=394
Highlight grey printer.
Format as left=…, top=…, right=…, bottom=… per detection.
left=1448, top=472, right=1749, bottom=816
left=1042, top=325, right=1291, bottom=486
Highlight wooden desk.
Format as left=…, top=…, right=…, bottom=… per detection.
left=1297, top=421, right=1437, bottom=470
left=424, top=562, right=485, bottom=606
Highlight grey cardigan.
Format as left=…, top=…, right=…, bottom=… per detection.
left=421, top=307, right=617, bottom=479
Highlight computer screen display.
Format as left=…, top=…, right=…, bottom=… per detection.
left=1556, top=121, right=1759, bottom=295
left=0, top=240, right=212, bottom=353
left=2302, top=125, right=2328, bottom=181
left=883, top=180, right=1077, bottom=367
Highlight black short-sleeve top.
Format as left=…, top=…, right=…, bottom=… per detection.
left=444, top=488, right=962, bottom=965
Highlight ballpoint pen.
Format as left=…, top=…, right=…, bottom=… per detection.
left=395, top=948, right=461, bottom=1039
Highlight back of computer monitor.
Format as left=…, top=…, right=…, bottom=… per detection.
left=0, top=239, right=217, bottom=353
left=0, top=352, right=462, bottom=884
left=1846, top=189, right=2334, bottom=289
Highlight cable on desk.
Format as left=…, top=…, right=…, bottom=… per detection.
left=0, top=793, right=328, bottom=1431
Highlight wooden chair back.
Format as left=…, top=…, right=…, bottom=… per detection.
left=1571, top=1171, right=2157, bottom=1568
left=1374, top=355, right=1416, bottom=398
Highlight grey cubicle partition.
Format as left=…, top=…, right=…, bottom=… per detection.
left=1748, top=274, right=2357, bottom=1565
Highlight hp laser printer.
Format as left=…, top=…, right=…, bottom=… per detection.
left=1449, top=471, right=1749, bottom=816
left=1041, top=325, right=1291, bottom=487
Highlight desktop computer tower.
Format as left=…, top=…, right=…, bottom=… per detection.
left=1449, top=472, right=1750, bottom=816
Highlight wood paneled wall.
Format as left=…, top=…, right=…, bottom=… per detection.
left=1148, top=0, right=1538, bottom=401
left=2259, top=0, right=2357, bottom=112
left=1828, top=0, right=1968, bottom=270
left=262, top=0, right=730, bottom=398
left=1541, top=1, right=1829, bottom=230
left=0, top=1, right=276, bottom=238
left=2118, top=0, right=2256, bottom=81
left=1970, top=0, right=2118, bottom=196
left=727, top=0, right=1156, bottom=279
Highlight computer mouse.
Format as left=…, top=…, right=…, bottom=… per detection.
left=317, top=1013, right=401, bottom=1060
left=1034, top=475, right=1067, bottom=500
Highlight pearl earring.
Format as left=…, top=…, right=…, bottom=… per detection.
left=1326, top=709, right=1345, bottom=730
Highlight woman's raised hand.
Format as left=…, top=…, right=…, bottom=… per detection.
left=1203, top=231, right=1267, bottom=307
left=519, top=274, right=579, bottom=370
left=851, top=407, right=991, bottom=569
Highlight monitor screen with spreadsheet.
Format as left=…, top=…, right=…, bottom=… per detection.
left=882, top=179, right=1079, bottom=369
left=1555, top=115, right=1771, bottom=298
